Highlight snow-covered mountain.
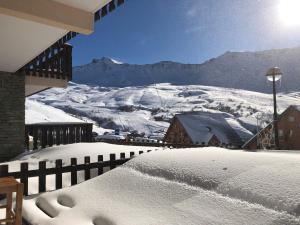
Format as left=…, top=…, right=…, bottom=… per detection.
left=27, top=82, right=300, bottom=140
left=73, top=47, right=300, bottom=93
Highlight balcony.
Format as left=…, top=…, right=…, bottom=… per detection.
left=25, top=122, right=93, bottom=151
left=21, top=43, right=73, bottom=96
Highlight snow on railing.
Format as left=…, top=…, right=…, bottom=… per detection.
left=0, top=151, right=149, bottom=196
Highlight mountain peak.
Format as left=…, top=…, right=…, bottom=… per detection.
left=92, top=57, right=123, bottom=65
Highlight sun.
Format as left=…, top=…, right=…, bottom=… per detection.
left=278, top=0, right=300, bottom=26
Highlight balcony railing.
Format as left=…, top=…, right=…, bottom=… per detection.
left=25, top=122, right=93, bottom=151
left=21, top=44, right=72, bottom=81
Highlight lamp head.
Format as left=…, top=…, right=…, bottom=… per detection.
left=266, top=67, right=282, bottom=82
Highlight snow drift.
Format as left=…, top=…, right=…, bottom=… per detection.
left=23, top=148, right=300, bottom=225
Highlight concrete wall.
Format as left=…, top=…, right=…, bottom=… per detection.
left=0, top=71, right=25, bottom=162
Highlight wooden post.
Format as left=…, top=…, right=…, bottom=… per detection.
left=48, top=126, right=53, bottom=147
left=33, top=127, right=38, bottom=150
left=71, top=158, right=77, bottom=185
left=62, top=126, right=67, bottom=144
left=97, top=155, right=103, bottom=175
left=70, top=126, right=75, bottom=143
left=56, top=127, right=61, bottom=146
left=0, top=165, right=8, bottom=178
left=120, top=153, right=126, bottom=159
left=15, top=182, right=24, bottom=225
left=76, top=126, right=81, bottom=143
left=39, top=161, right=46, bottom=193
left=25, top=126, right=29, bottom=151
left=109, top=154, right=116, bottom=170
left=55, top=159, right=62, bottom=190
left=84, top=156, right=91, bottom=180
left=20, top=163, right=28, bottom=196
left=41, top=127, right=47, bottom=149
left=87, top=124, right=93, bottom=142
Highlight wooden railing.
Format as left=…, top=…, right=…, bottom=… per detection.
left=25, top=122, right=93, bottom=151
left=0, top=151, right=148, bottom=196
left=21, top=44, right=72, bottom=81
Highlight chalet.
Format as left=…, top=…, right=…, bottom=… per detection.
left=0, top=0, right=125, bottom=161
left=164, top=112, right=250, bottom=148
left=243, top=105, right=300, bottom=150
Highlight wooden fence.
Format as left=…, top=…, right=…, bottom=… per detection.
left=25, top=122, right=93, bottom=151
left=0, top=151, right=148, bottom=196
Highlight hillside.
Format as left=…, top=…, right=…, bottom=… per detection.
left=27, top=82, right=300, bottom=141
left=73, top=47, right=300, bottom=93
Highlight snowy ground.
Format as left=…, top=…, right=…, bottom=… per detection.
left=27, top=82, right=300, bottom=138
left=2, top=143, right=163, bottom=195
left=22, top=148, right=300, bottom=225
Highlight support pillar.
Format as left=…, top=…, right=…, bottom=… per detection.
left=0, top=72, right=25, bottom=162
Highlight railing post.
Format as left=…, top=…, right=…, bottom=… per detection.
left=97, top=155, right=103, bottom=175
left=0, top=165, right=8, bottom=178
left=62, top=126, right=67, bottom=144
left=25, top=126, right=29, bottom=151
left=87, top=124, right=93, bottom=142
left=76, top=126, right=80, bottom=143
left=109, top=154, right=116, bottom=170
left=33, top=127, right=38, bottom=150
left=56, top=127, right=61, bottom=146
left=55, top=159, right=62, bottom=190
left=41, top=127, right=47, bottom=149
left=48, top=126, right=53, bottom=147
left=84, top=156, right=91, bottom=181
left=120, top=153, right=126, bottom=159
left=20, top=163, right=29, bottom=196
left=70, top=126, right=75, bottom=144
left=71, top=158, right=77, bottom=185
left=63, top=44, right=72, bottom=81
left=39, top=161, right=46, bottom=193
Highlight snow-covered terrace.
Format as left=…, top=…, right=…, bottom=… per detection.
left=12, top=144, right=300, bottom=225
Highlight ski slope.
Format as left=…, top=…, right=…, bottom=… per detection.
left=27, top=82, right=300, bottom=139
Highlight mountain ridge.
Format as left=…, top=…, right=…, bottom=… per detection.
left=73, top=47, right=300, bottom=93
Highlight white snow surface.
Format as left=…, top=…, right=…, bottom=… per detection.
left=25, top=100, right=83, bottom=124
left=27, top=82, right=300, bottom=138
left=25, top=99, right=112, bottom=135
left=23, top=148, right=300, bottom=225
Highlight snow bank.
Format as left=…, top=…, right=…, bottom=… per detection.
left=126, top=148, right=300, bottom=216
left=22, top=148, right=300, bottom=225
left=3, top=143, right=162, bottom=195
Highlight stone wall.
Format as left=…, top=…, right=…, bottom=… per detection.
left=0, top=71, right=25, bottom=162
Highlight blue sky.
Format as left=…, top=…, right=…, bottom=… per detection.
left=71, top=0, right=300, bottom=66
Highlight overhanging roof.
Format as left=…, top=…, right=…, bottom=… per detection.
left=0, top=0, right=123, bottom=73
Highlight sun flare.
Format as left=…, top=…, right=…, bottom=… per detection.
left=278, top=0, right=300, bottom=26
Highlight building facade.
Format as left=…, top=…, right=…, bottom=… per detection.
left=0, top=0, right=125, bottom=161
left=243, top=105, right=300, bottom=150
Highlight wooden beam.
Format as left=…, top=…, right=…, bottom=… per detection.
left=0, top=0, right=94, bottom=34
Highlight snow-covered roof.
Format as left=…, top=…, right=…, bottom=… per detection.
left=176, top=112, right=247, bottom=146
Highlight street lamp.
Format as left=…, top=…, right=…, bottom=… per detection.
left=266, top=67, right=282, bottom=150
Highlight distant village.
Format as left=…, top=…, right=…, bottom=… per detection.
left=90, top=105, right=300, bottom=151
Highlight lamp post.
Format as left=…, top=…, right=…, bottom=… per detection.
left=265, top=67, right=282, bottom=150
